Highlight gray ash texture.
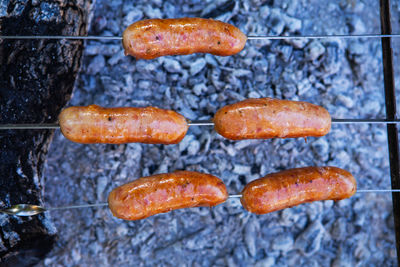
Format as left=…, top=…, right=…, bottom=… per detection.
left=40, top=0, right=398, bottom=266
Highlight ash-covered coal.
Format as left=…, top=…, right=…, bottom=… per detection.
left=41, top=0, right=397, bottom=266
left=0, top=0, right=93, bottom=266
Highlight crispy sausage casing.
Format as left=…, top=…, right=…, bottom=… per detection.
left=59, top=105, right=188, bottom=144
left=123, top=18, right=247, bottom=59
left=241, top=166, right=356, bottom=214
left=108, top=171, right=228, bottom=220
left=213, top=98, right=331, bottom=140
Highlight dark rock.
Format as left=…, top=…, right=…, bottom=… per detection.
left=0, top=0, right=92, bottom=265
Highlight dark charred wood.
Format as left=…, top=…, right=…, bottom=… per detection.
left=0, top=0, right=93, bottom=266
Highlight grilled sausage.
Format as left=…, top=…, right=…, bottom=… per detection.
left=108, top=171, right=228, bottom=220
left=213, top=98, right=331, bottom=140
left=59, top=105, right=188, bottom=144
left=122, top=18, right=247, bottom=59
left=241, top=166, right=356, bottom=214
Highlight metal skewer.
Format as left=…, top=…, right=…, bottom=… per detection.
left=0, top=203, right=109, bottom=216
left=0, top=36, right=123, bottom=40
left=0, top=123, right=60, bottom=130
left=2, top=189, right=400, bottom=216
left=0, top=119, right=399, bottom=130
left=2, top=34, right=400, bottom=40
left=247, top=34, right=400, bottom=40
left=187, top=118, right=400, bottom=126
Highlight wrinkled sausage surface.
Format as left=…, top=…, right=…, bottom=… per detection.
left=108, top=171, right=228, bottom=220
left=59, top=105, right=188, bottom=144
left=241, top=166, right=356, bottom=214
left=123, top=18, right=247, bottom=59
left=213, top=98, right=331, bottom=140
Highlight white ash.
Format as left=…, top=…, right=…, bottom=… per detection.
left=40, top=0, right=397, bottom=266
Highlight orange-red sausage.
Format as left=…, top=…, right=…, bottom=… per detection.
left=108, top=171, right=228, bottom=220
left=213, top=98, right=331, bottom=140
left=122, top=18, right=247, bottom=59
left=59, top=105, right=188, bottom=144
left=241, top=166, right=356, bottom=214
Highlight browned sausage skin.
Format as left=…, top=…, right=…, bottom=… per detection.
left=123, top=18, right=247, bottom=59
left=59, top=105, right=188, bottom=144
left=241, top=166, right=356, bottom=214
left=213, top=98, right=331, bottom=140
left=108, top=171, right=228, bottom=220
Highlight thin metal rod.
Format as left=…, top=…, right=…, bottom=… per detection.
left=188, top=119, right=400, bottom=126
left=0, top=35, right=122, bottom=40
left=2, top=188, right=399, bottom=216
left=331, top=118, right=400, bottom=124
left=1, top=119, right=400, bottom=130
left=2, top=34, right=400, bottom=40
left=228, top=190, right=400, bottom=196
left=37, top=189, right=400, bottom=208
left=357, top=189, right=400, bottom=193
left=188, top=120, right=214, bottom=126
left=47, top=203, right=109, bottom=211
left=0, top=123, right=60, bottom=129
left=247, top=34, right=400, bottom=40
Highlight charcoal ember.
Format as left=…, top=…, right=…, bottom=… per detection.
left=294, top=221, right=325, bottom=256
left=0, top=0, right=93, bottom=265
left=190, top=58, right=206, bottom=76
left=244, top=219, right=260, bottom=257
left=268, top=8, right=286, bottom=35
left=306, top=41, right=326, bottom=61
left=255, top=257, right=275, bottom=267
left=201, top=0, right=236, bottom=18
left=272, top=233, right=294, bottom=252
left=332, top=246, right=352, bottom=267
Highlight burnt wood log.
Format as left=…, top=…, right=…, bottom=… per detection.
left=0, top=0, right=93, bottom=266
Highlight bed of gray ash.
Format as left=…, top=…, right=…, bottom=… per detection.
left=39, top=0, right=399, bottom=266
